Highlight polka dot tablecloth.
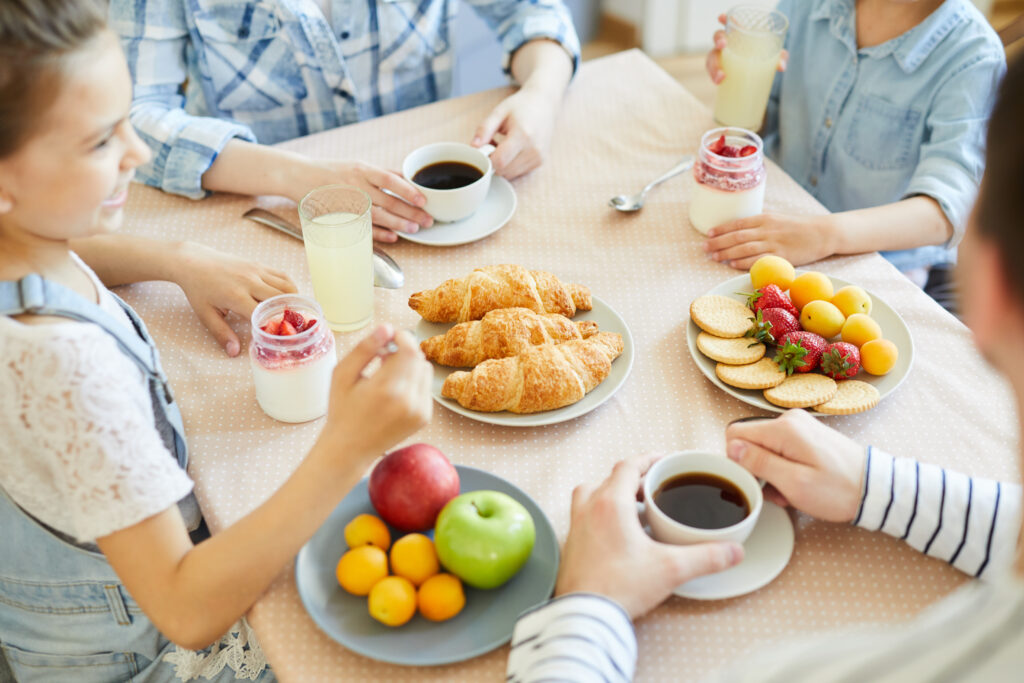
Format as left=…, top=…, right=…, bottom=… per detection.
left=119, top=50, right=1019, bottom=681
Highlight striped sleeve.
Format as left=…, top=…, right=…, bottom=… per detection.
left=462, top=0, right=582, bottom=77
left=854, top=447, right=1021, bottom=579
left=507, top=593, right=637, bottom=683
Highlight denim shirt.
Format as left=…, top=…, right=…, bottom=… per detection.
left=110, top=0, right=581, bottom=199
left=763, top=0, right=1005, bottom=271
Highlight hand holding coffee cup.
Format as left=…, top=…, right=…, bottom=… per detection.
left=403, top=142, right=496, bottom=222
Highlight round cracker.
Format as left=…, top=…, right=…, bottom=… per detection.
left=690, top=295, right=753, bottom=338
left=698, top=332, right=766, bottom=365
left=764, top=374, right=838, bottom=408
left=814, top=380, right=880, bottom=415
left=716, top=358, right=786, bottom=390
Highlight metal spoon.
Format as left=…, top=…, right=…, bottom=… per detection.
left=609, top=154, right=695, bottom=212
left=242, top=208, right=405, bottom=289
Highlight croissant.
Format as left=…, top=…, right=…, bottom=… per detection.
left=421, top=308, right=600, bottom=367
left=441, top=332, right=624, bottom=413
left=409, top=265, right=592, bottom=323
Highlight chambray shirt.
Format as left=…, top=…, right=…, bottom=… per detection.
left=763, top=0, right=1005, bottom=270
left=109, top=0, right=580, bottom=199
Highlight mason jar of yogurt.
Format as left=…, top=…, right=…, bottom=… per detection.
left=689, top=127, right=766, bottom=235
left=250, top=294, right=337, bottom=423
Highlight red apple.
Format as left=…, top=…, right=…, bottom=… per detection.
left=368, top=444, right=460, bottom=532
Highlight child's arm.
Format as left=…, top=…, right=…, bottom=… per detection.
left=704, top=196, right=951, bottom=270
left=72, top=234, right=296, bottom=356
left=97, top=327, right=434, bottom=650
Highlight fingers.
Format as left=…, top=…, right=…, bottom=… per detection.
left=706, top=215, right=761, bottom=238
left=490, top=134, right=526, bottom=177
left=195, top=305, right=241, bottom=357
left=729, top=254, right=768, bottom=271
left=718, top=13, right=727, bottom=26
left=501, top=146, right=541, bottom=180
left=333, top=324, right=396, bottom=388
left=370, top=187, right=433, bottom=228
left=763, top=484, right=791, bottom=508
left=373, top=225, right=399, bottom=243
left=706, top=49, right=724, bottom=84
left=726, top=409, right=816, bottom=463
left=262, top=270, right=298, bottom=295
left=778, top=48, right=789, bottom=72
left=364, top=166, right=426, bottom=209
left=473, top=103, right=509, bottom=148
left=713, top=240, right=772, bottom=267
left=662, top=541, right=743, bottom=587
left=726, top=437, right=805, bottom=490
left=374, top=329, right=427, bottom=383
left=370, top=205, right=418, bottom=235
left=570, top=483, right=596, bottom=518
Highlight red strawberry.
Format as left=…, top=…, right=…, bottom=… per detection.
left=820, top=342, right=861, bottom=380
left=261, top=319, right=281, bottom=335
left=743, top=284, right=799, bottom=317
left=300, top=317, right=317, bottom=332
left=282, top=309, right=305, bottom=330
left=278, top=320, right=297, bottom=336
left=747, top=307, right=801, bottom=345
left=739, top=145, right=757, bottom=157
left=719, top=145, right=741, bottom=158
left=774, top=331, right=827, bottom=375
left=708, top=134, right=727, bottom=154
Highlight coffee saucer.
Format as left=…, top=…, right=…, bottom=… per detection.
left=398, top=176, right=516, bottom=247
left=673, top=502, right=794, bottom=600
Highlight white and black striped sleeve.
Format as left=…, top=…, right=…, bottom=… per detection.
left=854, top=447, right=1022, bottom=579
left=506, top=593, right=637, bottom=683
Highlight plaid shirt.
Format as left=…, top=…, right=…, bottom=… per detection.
left=110, top=0, right=580, bottom=199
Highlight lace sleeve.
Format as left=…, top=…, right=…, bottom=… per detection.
left=0, top=319, right=194, bottom=542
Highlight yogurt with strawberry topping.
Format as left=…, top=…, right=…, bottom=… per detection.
left=689, top=127, right=766, bottom=235
left=250, top=294, right=336, bottom=423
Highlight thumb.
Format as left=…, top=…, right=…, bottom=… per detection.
left=196, top=306, right=240, bottom=357
left=472, top=102, right=509, bottom=147
left=332, top=324, right=395, bottom=387
left=662, top=541, right=743, bottom=586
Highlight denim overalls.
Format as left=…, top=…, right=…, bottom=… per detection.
left=0, top=275, right=267, bottom=682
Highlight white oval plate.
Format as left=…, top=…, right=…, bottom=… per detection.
left=414, top=296, right=634, bottom=426
left=398, top=176, right=516, bottom=247
left=686, top=273, right=914, bottom=415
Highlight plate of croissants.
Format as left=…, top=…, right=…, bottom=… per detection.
left=409, top=264, right=634, bottom=426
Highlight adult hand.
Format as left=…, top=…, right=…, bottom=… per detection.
left=704, top=212, right=838, bottom=269
left=314, top=160, right=434, bottom=242
left=555, top=453, right=743, bottom=619
left=175, top=242, right=297, bottom=357
left=725, top=410, right=866, bottom=523
left=321, top=326, right=433, bottom=461
left=472, top=85, right=559, bottom=180
left=706, top=13, right=788, bottom=84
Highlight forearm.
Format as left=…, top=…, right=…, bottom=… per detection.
left=510, top=39, right=573, bottom=97
left=201, top=138, right=328, bottom=203
left=826, top=196, right=954, bottom=256
left=71, top=234, right=185, bottom=286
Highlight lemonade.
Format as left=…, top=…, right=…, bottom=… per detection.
left=713, top=7, right=788, bottom=130
left=301, top=205, right=373, bottom=332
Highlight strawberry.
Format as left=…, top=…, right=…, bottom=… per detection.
left=820, top=342, right=861, bottom=380
left=278, top=320, right=297, bottom=336
left=745, top=307, right=800, bottom=345
left=743, top=284, right=799, bottom=317
left=739, top=145, right=757, bottom=157
left=261, top=319, right=281, bottom=335
left=708, top=134, right=727, bottom=155
left=774, top=331, right=827, bottom=375
left=300, top=317, right=317, bottom=332
left=282, top=308, right=305, bottom=330
left=719, top=145, right=741, bottom=158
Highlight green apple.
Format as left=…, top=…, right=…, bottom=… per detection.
left=433, top=490, right=536, bottom=590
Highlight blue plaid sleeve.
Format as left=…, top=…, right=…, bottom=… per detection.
left=110, top=0, right=256, bottom=200
left=462, top=0, right=581, bottom=78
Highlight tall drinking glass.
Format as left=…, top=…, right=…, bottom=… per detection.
left=298, top=185, right=373, bottom=332
left=713, top=5, right=788, bottom=130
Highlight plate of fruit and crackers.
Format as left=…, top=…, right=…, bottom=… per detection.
left=295, top=445, right=559, bottom=666
left=687, top=256, right=914, bottom=415
left=408, top=265, right=634, bottom=427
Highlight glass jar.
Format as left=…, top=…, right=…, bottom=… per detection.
left=250, top=294, right=336, bottom=423
left=689, top=127, right=766, bottom=235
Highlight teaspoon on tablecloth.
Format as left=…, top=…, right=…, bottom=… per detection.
left=609, top=155, right=695, bottom=212
left=242, top=208, right=405, bottom=289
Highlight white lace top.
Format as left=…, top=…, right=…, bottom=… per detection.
left=0, top=255, right=193, bottom=542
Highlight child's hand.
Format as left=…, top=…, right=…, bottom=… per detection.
left=321, top=325, right=433, bottom=462
left=704, top=212, right=837, bottom=269
left=175, top=242, right=297, bottom=356
left=706, top=13, right=788, bottom=84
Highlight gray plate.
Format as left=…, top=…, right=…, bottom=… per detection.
left=397, top=176, right=516, bottom=247
left=686, top=273, right=915, bottom=415
left=294, top=466, right=559, bottom=666
left=415, top=296, right=635, bottom=426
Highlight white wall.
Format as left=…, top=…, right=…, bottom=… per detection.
left=603, top=0, right=644, bottom=25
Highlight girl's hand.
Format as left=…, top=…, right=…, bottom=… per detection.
left=175, top=243, right=297, bottom=356
left=313, top=161, right=434, bottom=243
left=320, top=325, right=433, bottom=463
left=473, top=85, right=559, bottom=180
left=706, top=13, right=788, bottom=84
left=704, top=212, right=838, bottom=269
left=725, top=410, right=866, bottom=523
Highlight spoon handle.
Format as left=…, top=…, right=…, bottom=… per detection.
left=642, top=155, right=695, bottom=195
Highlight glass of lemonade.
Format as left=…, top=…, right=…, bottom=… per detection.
left=298, top=185, right=373, bottom=332
left=713, top=5, right=788, bottom=130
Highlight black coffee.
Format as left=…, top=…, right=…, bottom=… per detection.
left=653, top=473, right=749, bottom=529
left=412, top=161, right=483, bottom=190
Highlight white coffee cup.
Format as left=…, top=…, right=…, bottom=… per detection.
left=642, top=451, right=763, bottom=545
left=403, top=142, right=496, bottom=222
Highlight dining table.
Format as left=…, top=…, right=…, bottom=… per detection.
left=119, top=49, right=1021, bottom=681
